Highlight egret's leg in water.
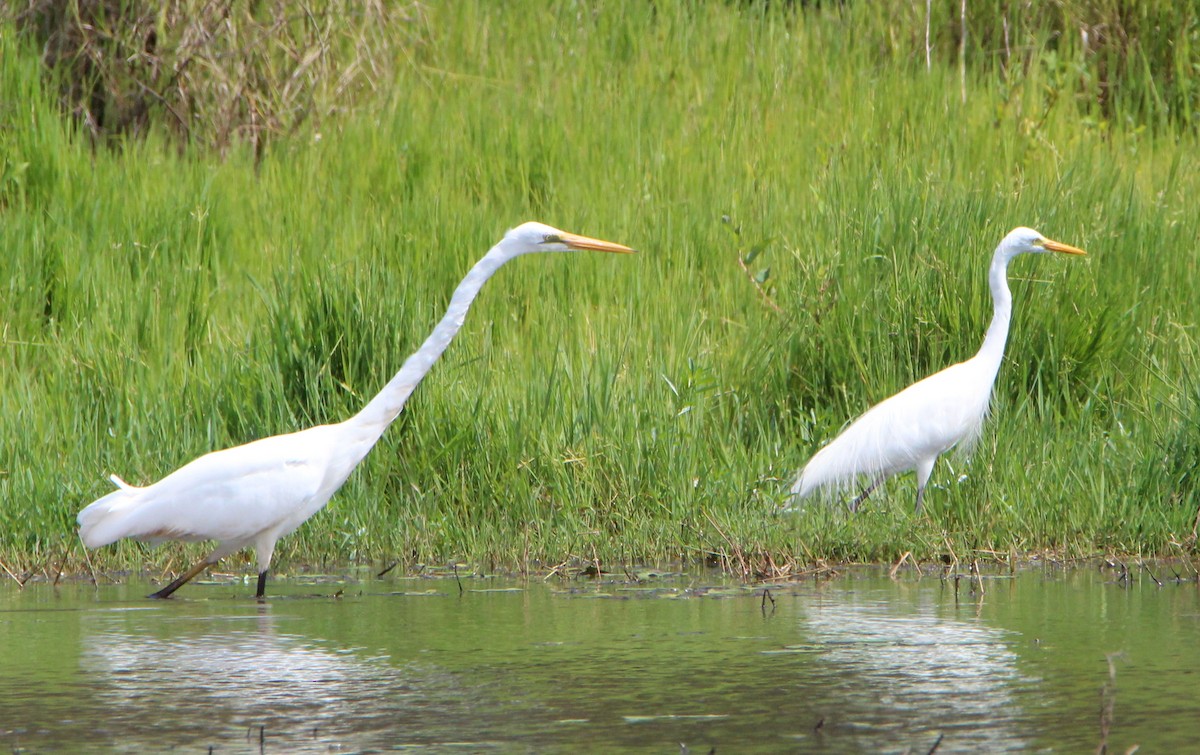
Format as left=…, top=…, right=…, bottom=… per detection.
left=148, top=559, right=212, bottom=599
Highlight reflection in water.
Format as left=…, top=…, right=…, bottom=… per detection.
left=77, top=607, right=491, bottom=752
left=798, top=593, right=1032, bottom=750
left=5, top=571, right=1196, bottom=752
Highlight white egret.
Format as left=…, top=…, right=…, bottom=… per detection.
left=78, top=222, right=635, bottom=598
left=791, top=227, right=1086, bottom=513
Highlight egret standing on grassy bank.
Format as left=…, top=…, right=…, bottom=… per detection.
left=791, top=227, right=1086, bottom=513
left=77, top=222, right=635, bottom=599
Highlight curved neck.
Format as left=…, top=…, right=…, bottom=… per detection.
left=348, top=243, right=519, bottom=438
left=976, top=246, right=1015, bottom=371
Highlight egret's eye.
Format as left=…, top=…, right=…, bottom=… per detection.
left=541, top=234, right=562, bottom=245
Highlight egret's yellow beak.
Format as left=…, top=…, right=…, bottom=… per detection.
left=1043, top=238, right=1087, bottom=256
left=560, top=232, right=636, bottom=254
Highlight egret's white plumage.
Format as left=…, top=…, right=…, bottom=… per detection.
left=792, top=227, right=1086, bottom=512
left=78, top=222, right=634, bottom=598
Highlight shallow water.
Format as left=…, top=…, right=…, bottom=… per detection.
left=1, top=564, right=1197, bottom=753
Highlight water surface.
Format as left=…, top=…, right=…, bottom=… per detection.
left=2, top=564, right=1196, bottom=752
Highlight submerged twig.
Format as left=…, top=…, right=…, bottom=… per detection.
left=760, top=588, right=776, bottom=615
left=972, top=559, right=985, bottom=596
left=928, top=732, right=945, bottom=754
left=1141, top=562, right=1163, bottom=587
left=80, top=535, right=100, bottom=586
left=0, top=555, right=25, bottom=588
left=245, top=724, right=265, bottom=755
left=590, top=543, right=603, bottom=581
left=1096, top=651, right=1125, bottom=754
left=52, top=540, right=69, bottom=587
left=377, top=560, right=399, bottom=578
left=543, top=558, right=572, bottom=581
left=1113, top=559, right=1131, bottom=587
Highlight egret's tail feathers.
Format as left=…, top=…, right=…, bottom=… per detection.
left=791, top=425, right=896, bottom=504
left=109, top=473, right=133, bottom=490
left=787, top=465, right=835, bottom=501
left=790, top=464, right=856, bottom=504
left=77, top=480, right=143, bottom=549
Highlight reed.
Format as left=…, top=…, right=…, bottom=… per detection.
left=1, top=1, right=1198, bottom=578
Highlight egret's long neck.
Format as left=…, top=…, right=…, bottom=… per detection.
left=348, top=243, right=518, bottom=440
left=975, top=246, right=1015, bottom=374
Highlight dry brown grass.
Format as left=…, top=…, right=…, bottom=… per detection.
left=9, top=0, right=428, bottom=157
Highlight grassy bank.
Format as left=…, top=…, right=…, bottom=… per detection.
left=2, top=1, right=1199, bottom=580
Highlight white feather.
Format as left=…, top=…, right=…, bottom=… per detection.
left=792, top=227, right=1085, bottom=510
left=76, top=222, right=633, bottom=596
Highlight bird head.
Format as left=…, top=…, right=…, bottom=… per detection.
left=502, top=221, right=636, bottom=256
left=1004, top=227, right=1087, bottom=257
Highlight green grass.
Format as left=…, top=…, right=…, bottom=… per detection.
left=2, top=1, right=1199, bottom=579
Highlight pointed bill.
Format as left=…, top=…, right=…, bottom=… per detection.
left=1043, top=238, right=1087, bottom=256
left=559, top=232, right=636, bottom=254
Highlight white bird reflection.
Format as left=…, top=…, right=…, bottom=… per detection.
left=795, top=590, right=1035, bottom=751
left=78, top=607, right=493, bottom=752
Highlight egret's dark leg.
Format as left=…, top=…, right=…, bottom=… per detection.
left=914, top=485, right=928, bottom=514
left=255, top=570, right=269, bottom=599
left=148, top=559, right=211, bottom=599
left=849, top=475, right=886, bottom=513
left=914, top=457, right=936, bottom=514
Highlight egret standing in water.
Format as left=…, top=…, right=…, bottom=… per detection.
left=792, top=227, right=1086, bottom=512
left=78, top=222, right=635, bottom=598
